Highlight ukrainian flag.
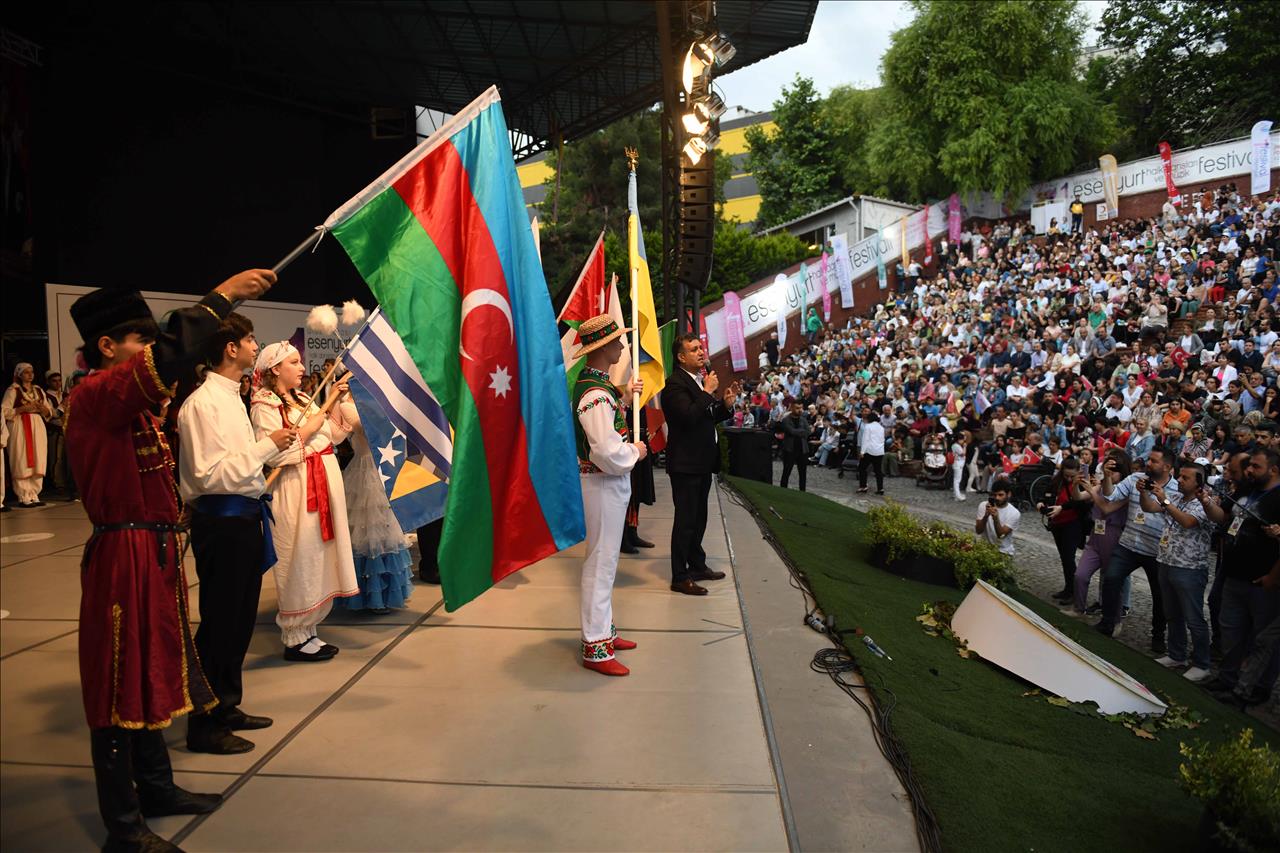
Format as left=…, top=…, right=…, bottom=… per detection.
left=628, top=165, right=665, bottom=407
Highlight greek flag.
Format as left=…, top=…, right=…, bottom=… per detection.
left=344, top=310, right=452, bottom=532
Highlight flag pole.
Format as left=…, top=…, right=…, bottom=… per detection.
left=626, top=147, right=641, bottom=440
left=272, top=228, right=326, bottom=274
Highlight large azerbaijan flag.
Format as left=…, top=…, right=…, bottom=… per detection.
left=325, top=86, right=585, bottom=611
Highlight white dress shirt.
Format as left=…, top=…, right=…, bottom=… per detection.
left=859, top=421, right=886, bottom=456
left=178, top=371, right=284, bottom=501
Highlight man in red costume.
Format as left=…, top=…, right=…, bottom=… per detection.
left=66, top=269, right=278, bottom=852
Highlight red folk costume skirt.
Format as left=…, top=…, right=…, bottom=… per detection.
left=79, top=529, right=216, bottom=729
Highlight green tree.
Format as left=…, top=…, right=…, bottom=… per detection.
left=744, top=76, right=846, bottom=227
left=823, top=85, right=883, bottom=197
left=703, top=223, right=809, bottom=305
left=1093, top=0, right=1280, bottom=161
left=865, top=0, right=1118, bottom=202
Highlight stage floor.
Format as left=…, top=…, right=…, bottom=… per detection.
left=0, top=478, right=788, bottom=851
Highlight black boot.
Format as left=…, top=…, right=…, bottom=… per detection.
left=90, top=728, right=181, bottom=853
left=627, top=525, right=655, bottom=548
left=132, top=729, right=222, bottom=817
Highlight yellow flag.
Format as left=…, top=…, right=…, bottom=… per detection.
left=628, top=168, right=665, bottom=407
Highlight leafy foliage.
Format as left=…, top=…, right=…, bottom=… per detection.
left=704, top=224, right=810, bottom=305
left=864, top=0, right=1119, bottom=202
left=1093, top=0, right=1280, bottom=162
left=743, top=76, right=846, bottom=227
left=1180, top=729, right=1280, bottom=852
left=865, top=501, right=1020, bottom=591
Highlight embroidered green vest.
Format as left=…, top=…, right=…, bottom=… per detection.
left=573, top=368, right=629, bottom=470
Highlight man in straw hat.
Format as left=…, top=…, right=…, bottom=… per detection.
left=572, top=314, right=647, bottom=676
left=65, top=268, right=275, bottom=852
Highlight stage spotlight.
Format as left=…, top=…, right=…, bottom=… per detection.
left=696, top=33, right=736, bottom=67
left=682, top=111, right=709, bottom=135
left=682, top=137, right=708, bottom=165
left=681, top=45, right=710, bottom=94
left=701, top=128, right=721, bottom=150
left=692, top=92, right=727, bottom=122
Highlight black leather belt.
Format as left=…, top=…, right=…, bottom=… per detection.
left=90, top=522, right=182, bottom=568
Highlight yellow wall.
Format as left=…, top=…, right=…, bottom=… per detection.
left=517, top=157, right=555, bottom=188
left=721, top=195, right=762, bottom=224
left=719, top=120, right=774, bottom=156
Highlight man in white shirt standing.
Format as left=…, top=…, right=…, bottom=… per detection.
left=975, top=478, right=1020, bottom=556
left=856, top=412, right=886, bottom=495
left=178, top=313, right=294, bottom=754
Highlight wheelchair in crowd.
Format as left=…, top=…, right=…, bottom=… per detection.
left=1009, top=460, right=1056, bottom=514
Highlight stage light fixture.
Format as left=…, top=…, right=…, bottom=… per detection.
left=682, top=111, right=709, bottom=135
left=683, top=137, right=708, bottom=165
left=681, top=46, right=710, bottom=95
left=701, top=128, right=721, bottom=150
left=692, top=92, right=727, bottom=122
left=696, top=33, right=737, bottom=67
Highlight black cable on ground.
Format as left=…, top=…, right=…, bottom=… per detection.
left=722, top=482, right=944, bottom=853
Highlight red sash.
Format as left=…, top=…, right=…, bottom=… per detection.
left=304, top=445, right=336, bottom=542
left=21, top=412, right=35, bottom=468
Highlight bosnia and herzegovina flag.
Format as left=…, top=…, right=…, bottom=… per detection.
left=326, top=86, right=584, bottom=611
left=627, top=165, right=665, bottom=407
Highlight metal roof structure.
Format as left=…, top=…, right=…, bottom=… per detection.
left=52, top=0, right=817, bottom=159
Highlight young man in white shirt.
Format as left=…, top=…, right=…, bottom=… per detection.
left=976, top=478, right=1020, bottom=556
left=856, top=412, right=886, bottom=495
left=178, top=313, right=295, bottom=754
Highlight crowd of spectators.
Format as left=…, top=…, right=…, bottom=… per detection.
left=732, top=182, right=1280, bottom=709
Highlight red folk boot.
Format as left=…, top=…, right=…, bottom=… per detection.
left=582, top=638, right=629, bottom=676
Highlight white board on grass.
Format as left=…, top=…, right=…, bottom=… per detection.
left=951, top=580, right=1167, bottom=716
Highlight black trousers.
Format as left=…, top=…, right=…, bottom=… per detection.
left=858, top=454, right=884, bottom=491
left=190, top=512, right=263, bottom=730
left=669, top=472, right=712, bottom=583
left=1049, top=523, right=1082, bottom=591
left=781, top=451, right=807, bottom=491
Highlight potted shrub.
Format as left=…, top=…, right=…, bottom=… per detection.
left=865, top=502, right=1018, bottom=592
left=1179, top=729, right=1280, bottom=853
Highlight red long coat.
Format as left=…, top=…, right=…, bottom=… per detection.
left=66, top=346, right=217, bottom=729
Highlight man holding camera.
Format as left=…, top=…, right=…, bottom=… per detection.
left=1083, top=447, right=1174, bottom=652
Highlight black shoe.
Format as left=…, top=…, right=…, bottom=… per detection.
left=309, top=637, right=339, bottom=655
left=857, top=487, right=868, bottom=493
left=0, top=505, right=10, bottom=513
left=419, top=568, right=441, bottom=585
left=633, top=535, right=655, bottom=548
left=620, top=540, right=639, bottom=554
left=875, top=490, right=885, bottom=495
left=222, top=708, right=273, bottom=731
left=283, top=642, right=337, bottom=662
left=1051, top=589, right=1073, bottom=603
left=690, top=569, right=726, bottom=582
left=1084, top=602, right=1103, bottom=615
left=1151, top=636, right=1167, bottom=654
left=185, top=729, right=255, bottom=755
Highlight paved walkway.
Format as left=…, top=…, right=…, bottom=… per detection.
left=1, top=477, right=921, bottom=851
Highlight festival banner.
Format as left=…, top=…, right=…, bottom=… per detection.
left=900, top=215, right=910, bottom=269
left=875, top=224, right=888, bottom=290
left=948, top=193, right=962, bottom=242
left=1157, top=142, right=1181, bottom=206
left=1099, top=154, right=1121, bottom=219
left=819, top=250, right=832, bottom=321
left=920, top=209, right=933, bottom=266
left=773, top=274, right=789, bottom=351
left=723, top=291, right=749, bottom=372
left=830, top=232, right=854, bottom=307
left=1253, top=120, right=1274, bottom=196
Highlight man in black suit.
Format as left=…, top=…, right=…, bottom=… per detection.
left=778, top=400, right=811, bottom=491
left=661, top=334, right=741, bottom=595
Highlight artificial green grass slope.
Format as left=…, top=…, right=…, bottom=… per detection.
left=727, top=476, right=1278, bottom=853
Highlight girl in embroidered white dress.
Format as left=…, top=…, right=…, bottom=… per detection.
left=2, top=363, right=54, bottom=507
left=250, top=343, right=359, bottom=661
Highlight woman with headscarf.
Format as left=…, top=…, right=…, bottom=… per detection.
left=2, top=362, right=54, bottom=506
left=250, top=342, right=359, bottom=661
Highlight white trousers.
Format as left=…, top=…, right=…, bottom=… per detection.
left=952, top=460, right=967, bottom=499
left=278, top=599, right=334, bottom=648
left=580, top=473, right=631, bottom=655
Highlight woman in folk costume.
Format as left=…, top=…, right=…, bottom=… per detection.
left=2, top=362, right=54, bottom=506
left=572, top=315, right=647, bottom=676
left=250, top=342, right=359, bottom=661
left=333, top=378, right=414, bottom=615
